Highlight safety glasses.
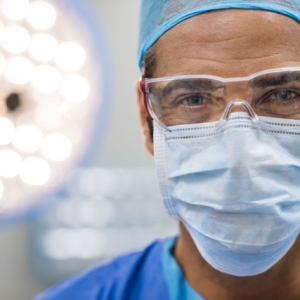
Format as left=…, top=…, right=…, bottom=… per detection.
left=140, top=67, right=300, bottom=131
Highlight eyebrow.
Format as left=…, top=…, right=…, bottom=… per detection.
left=252, top=72, right=300, bottom=88
left=161, top=79, right=223, bottom=97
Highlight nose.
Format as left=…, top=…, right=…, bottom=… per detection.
left=230, top=105, right=249, bottom=113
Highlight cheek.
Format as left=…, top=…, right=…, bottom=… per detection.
left=146, top=140, right=154, bottom=156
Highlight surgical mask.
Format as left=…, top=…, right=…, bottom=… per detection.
left=153, top=101, right=300, bottom=277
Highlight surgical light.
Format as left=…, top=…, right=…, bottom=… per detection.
left=2, top=0, right=30, bottom=21
left=5, top=56, right=34, bottom=84
left=2, top=25, right=30, bottom=54
left=0, top=52, right=6, bottom=74
left=42, top=133, right=72, bottom=162
left=26, top=1, right=56, bottom=30
left=0, top=0, right=111, bottom=223
left=34, top=103, right=63, bottom=130
left=29, top=33, right=58, bottom=62
left=55, top=41, right=86, bottom=71
left=0, top=150, right=22, bottom=178
left=31, top=65, right=62, bottom=94
left=61, top=75, right=89, bottom=103
left=20, top=157, right=51, bottom=186
left=0, top=117, right=15, bottom=145
left=0, top=180, right=3, bottom=199
left=61, top=101, right=88, bottom=121
left=13, top=125, right=43, bottom=153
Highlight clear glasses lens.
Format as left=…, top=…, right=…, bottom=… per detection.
left=145, top=69, right=300, bottom=127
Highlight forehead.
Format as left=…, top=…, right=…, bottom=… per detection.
left=152, top=9, right=300, bottom=78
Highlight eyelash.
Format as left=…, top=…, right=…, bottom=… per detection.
left=257, top=89, right=300, bottom=105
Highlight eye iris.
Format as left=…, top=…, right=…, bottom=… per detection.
left=277, top=90, right=292, bottom=100
left=187, top=96, right=203, bottom=105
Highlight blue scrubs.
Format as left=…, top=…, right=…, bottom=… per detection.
left=35, top=237, right=205, bottom=300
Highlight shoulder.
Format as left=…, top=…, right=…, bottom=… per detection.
left=34, top=238, right=171, bottom=300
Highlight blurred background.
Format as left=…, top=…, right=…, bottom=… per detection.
left=0, top=1, right=177, bottom=299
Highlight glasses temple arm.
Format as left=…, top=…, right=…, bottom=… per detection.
left=139, top=76, right=153, bottom=120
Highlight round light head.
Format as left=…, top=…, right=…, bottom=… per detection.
left=0, top=0, right=112, bottom=224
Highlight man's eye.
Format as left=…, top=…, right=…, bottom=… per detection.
left=268, top=89, right=297, bottom=101
left=182, top=95, right=206, bottom=106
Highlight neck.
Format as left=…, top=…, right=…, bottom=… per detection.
left=174, top=222, right=300, bottom=300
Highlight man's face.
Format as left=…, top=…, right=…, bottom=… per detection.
left=137, top=9, right=300, bottom=153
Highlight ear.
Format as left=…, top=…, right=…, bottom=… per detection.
left=136, top=80, right=154, bottom=155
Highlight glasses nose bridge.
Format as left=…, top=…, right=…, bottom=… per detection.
left=222, top=81, right=258, bottom=118
left=220, top=99, right=259, bottom=124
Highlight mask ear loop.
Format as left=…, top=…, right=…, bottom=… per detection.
left=139, top=76, right=172, bottom=132
left=214, top=100, right=261, bottom=132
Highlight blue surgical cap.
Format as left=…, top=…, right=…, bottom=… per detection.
left=138, top=0, right=300, bottom=69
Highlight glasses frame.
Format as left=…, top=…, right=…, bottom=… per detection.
left=139, top=66, right=300, bottom=130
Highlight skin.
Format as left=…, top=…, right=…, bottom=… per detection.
left=136, top=9, right=300, bottom=300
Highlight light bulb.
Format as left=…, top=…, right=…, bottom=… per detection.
left=0, top=150, right=22, bottom=178
left=31, top=65, right=62, bottom=94
left=29, top=33, right=58, bottom=62
left=0, top=117, right=15, bottom=145
left=20, top=157, right=51, bottom=186
left=26, top=1, right=56, bottom=30
left=2, top=0, right=29, bottom=21
left=13, top=125, right=43, bottom=153
left=5, top=56, right=34, bottom=85
left=61, top=75, right=89, bottom=103
left=42, top=133, right=72, bottom=162
left=55, top=42, right=86, bottom=71
left=2, top=25, right=30, bottom=54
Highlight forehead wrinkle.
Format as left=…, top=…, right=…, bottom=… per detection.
left=156, top=37, right=300, bottom=68
left=168, top=53, right=282, bottom=69
left=184, top=37, right=300, bottom=58
left=153, top=10, right=300, bottom=77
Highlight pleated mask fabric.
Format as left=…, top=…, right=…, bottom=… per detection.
left=153, top=113, right=300, bottom=276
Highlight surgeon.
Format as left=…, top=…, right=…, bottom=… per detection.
left=35, top=1, right=300, bottom=299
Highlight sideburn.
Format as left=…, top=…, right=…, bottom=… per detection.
left=146, top=116, right=154, bottom=143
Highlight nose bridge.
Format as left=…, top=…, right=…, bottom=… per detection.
left=219, top=80, right=258, bottom=119
left=226, top=81, right=251, bottom=103
left=230, top=105, right=249, bottom=113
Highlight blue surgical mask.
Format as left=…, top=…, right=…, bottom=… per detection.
left=154, top=109, right=300, bottom=276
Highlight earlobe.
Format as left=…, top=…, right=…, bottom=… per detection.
left=136, top=81, right=154, bottom=155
